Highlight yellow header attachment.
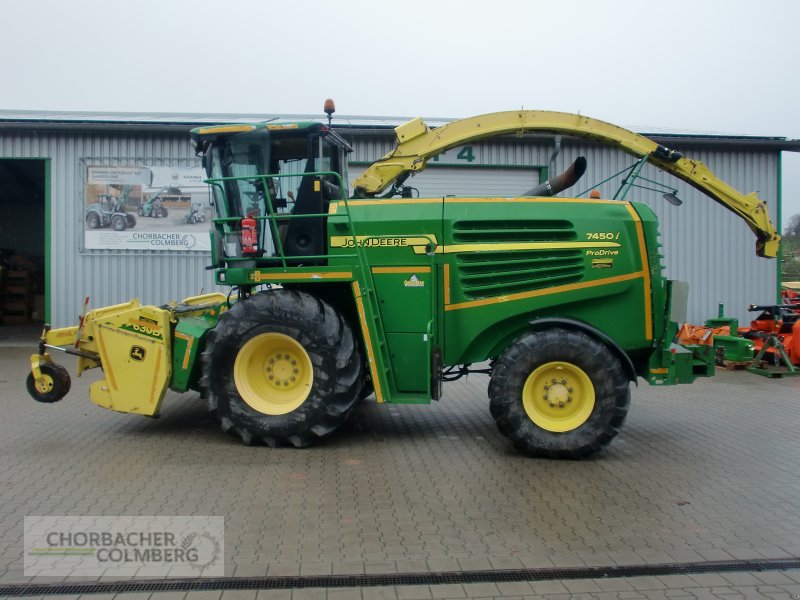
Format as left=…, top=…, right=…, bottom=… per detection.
left=352, top=110, right=780, bottom=258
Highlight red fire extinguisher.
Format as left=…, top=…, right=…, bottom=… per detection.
left=241, top=212, right=258, bottom=255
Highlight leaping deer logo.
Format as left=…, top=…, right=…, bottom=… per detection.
left=130, top=346, right=146, bottom=362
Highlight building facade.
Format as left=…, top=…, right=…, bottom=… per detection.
left=0, top=111, right=795, bottom=327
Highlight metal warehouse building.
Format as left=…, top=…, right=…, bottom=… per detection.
left=0, top=110, right=797, bottom=328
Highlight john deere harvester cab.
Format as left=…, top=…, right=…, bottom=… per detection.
left=191, top=121, right=352, bottom=267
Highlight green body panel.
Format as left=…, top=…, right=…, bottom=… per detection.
left=335, top=198, right=663, bottom=371
left=386, top=333, right=429, bottom=392
left=171, top=316, right=220, bottom=392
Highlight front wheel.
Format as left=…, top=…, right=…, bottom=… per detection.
left=111, top=214, right=126, bottom=231
left=26, top=363, right=71, bottom=403
left=489, top=327, right=630, bottom=459
left=201, top=290, right=363, bottom=447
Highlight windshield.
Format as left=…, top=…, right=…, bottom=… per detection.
left=204, top=127, right=348, bottom=262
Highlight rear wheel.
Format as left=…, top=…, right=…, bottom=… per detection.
left=26, top=363, right=71, bottom=403
left=111, top=214, right=126, bottom=231
left=201, top=289, right=362, bottom=447
left=489, top=327, right=630, bottom=459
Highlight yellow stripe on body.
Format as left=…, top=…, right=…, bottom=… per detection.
left=250, top=271, right=353, bottom=283
left=196, top=125, right=255, bottom=135
left=443, top=263, right=451, bottom=305
left=174, top=331, right=194, bottom=370
left=371, top=266, right=431, bottom=274
left=623, top=203, right=653, bottom=341
left=345, top=197, right=618, bottom=207
left=352, top=282, right=384, bottom=403
left=413, top=241, right=620, bottom=255
left=445, top=271, right=645, bottom=312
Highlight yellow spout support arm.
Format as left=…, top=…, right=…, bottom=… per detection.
left=352, top=110, right=779, bottom=258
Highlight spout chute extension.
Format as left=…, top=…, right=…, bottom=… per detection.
left=524, top=157, right=587, bottom=197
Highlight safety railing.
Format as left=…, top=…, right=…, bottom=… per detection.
left=205, top=170, right=365, bottom=270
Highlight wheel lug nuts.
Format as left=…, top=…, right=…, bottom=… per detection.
left=544, top=384, right=549, bottom=390
left=561, top=379, right=567, bottom=385
left=284, top=354, right=290, bottom=359
left=559, top=401, right=565, bottom=407
left=293, top=368, right=298, bottom=374
left=551, top=378, right=557, bottom=384
left=568, top=387, right=573, bottom=393
left=268, top=375, right=273, bottom=380
left=542, top=395, right=548, bottom=400
left=291, top=359, right=296, bottom=365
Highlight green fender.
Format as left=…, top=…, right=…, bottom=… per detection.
left=524, top=317, right=638, bottom=383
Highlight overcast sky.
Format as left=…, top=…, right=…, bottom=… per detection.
left=3, top=0, right=799, bottom=222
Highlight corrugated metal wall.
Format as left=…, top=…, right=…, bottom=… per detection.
left=0, top=130, right=216, bottom=326
left=0, top=127, right=779, bottom=326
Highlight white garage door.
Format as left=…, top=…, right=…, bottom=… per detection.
left=348, top=165, right=540, bottom=198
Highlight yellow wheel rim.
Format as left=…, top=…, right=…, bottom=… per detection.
left=233, top=333, right=313, bottom=416
left=35, top=374, right=54, bottom=394
left=522, top=361, right=595, bottom=432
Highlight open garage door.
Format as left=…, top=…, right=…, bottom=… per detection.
left=0, top=159, right=47, bottom=327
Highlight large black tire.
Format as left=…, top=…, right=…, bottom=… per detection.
left=489, top=327, right=630, bottom=459
left=86, top=212, right=100, bottom=229
left=200, top=289, right=362, bottom=447
left=26, top=363, right=71, bottom=403
left=111, top=214, right=126, bottom=231
left=125, top=213, right=136, bottom=228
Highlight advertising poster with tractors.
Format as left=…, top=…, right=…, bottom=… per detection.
left=83, top=166, right=212, bottom=251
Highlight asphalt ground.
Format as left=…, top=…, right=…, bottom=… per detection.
left=1, top=341, right=799, bottom=599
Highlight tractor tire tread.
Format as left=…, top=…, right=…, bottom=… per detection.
left=26, top=363, right=71, bottom=403
left=488, top=327, right=630, bottom=459
left=200, top=289, right=362, bottom=447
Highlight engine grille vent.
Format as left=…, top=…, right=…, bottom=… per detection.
left=451, top=220, right=583, bottom=300
left=452, top=219, right=575, bottom=243
left=457, top=250, right=584, bottom=299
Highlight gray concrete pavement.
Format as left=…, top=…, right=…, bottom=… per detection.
left=1, top=343, right=799, bottom=597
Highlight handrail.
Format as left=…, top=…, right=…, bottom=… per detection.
left=205, top=170, right=375, bottom=280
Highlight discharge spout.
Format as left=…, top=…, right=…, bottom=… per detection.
left=524, top=156, right=587, bottom=197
